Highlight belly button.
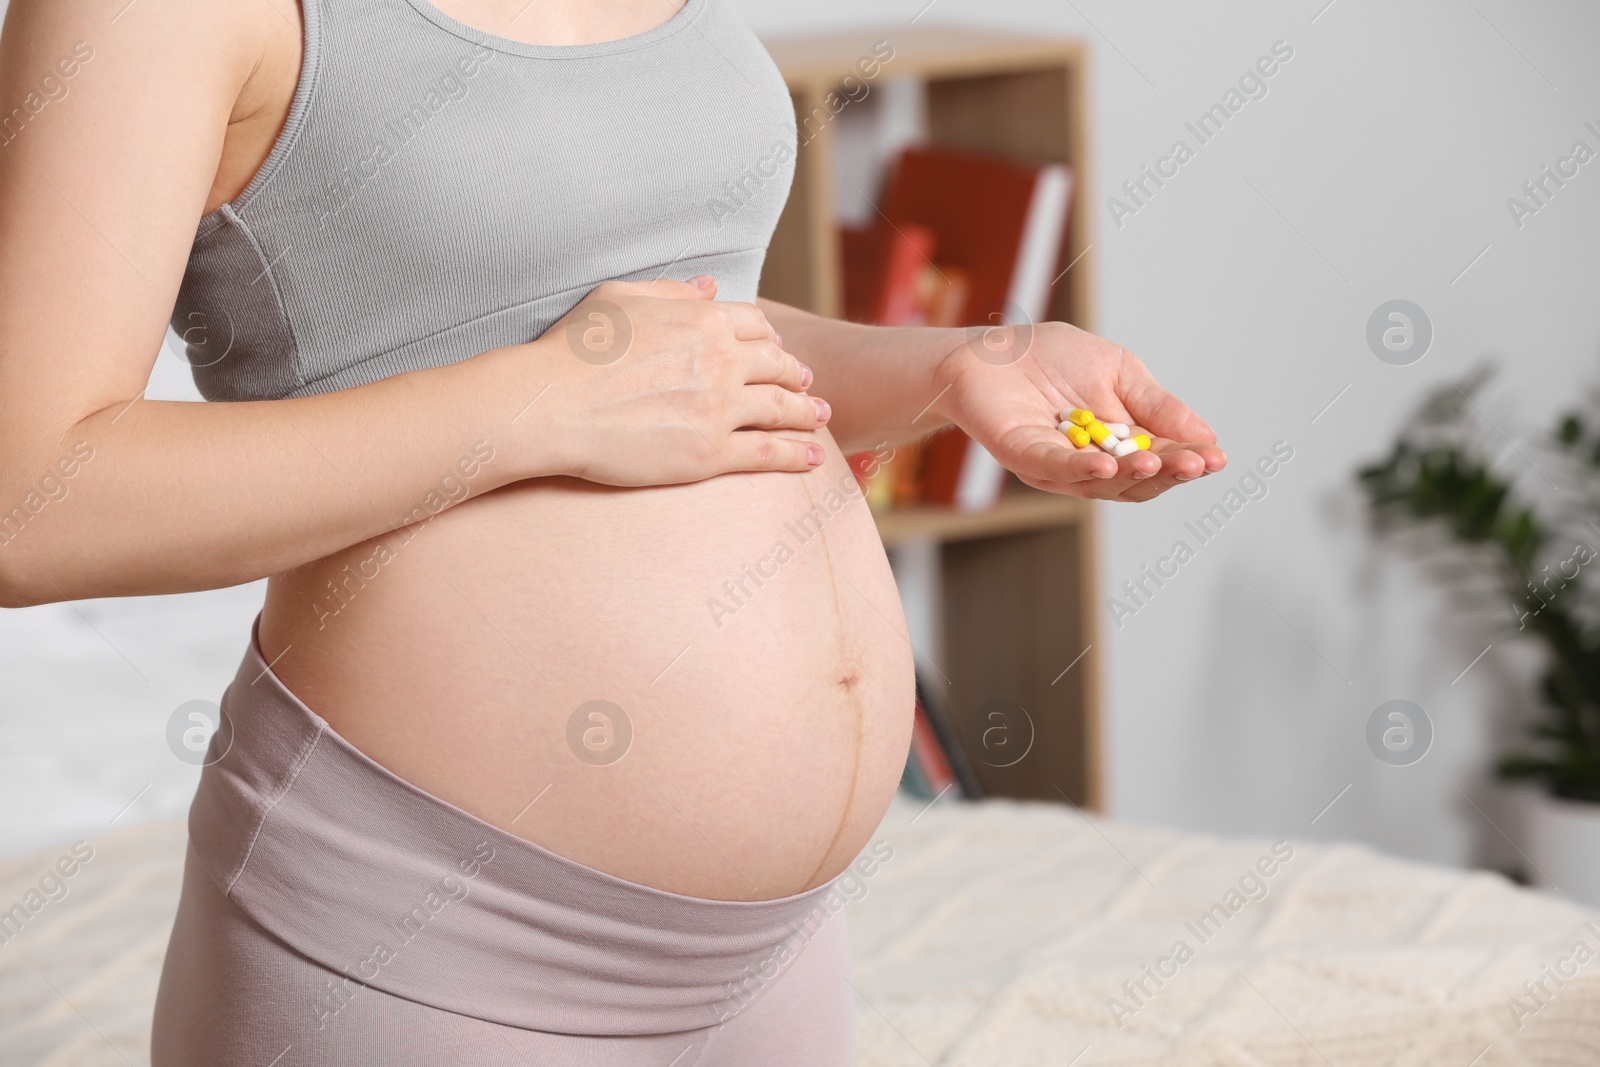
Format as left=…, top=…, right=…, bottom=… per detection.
left=836, top=669, right=861, bottom=691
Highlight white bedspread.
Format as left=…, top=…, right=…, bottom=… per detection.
left=2, top=798, right=1598, bottom=1065
left=856, top=797, right=1600, bottom=1065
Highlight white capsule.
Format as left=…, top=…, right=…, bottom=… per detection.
left=1103, top=422, right=1130, bottom=437
left=1112, top=438, right=1139, bottom=458
left=1058, top=420, right=1075, bottom=433
left=1098, top=436, right=1122, bottom=455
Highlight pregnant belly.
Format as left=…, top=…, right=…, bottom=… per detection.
left=257, top=434, right=915, bottom=901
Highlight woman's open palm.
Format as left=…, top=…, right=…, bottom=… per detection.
left=932, top=321, right=1228, bottom=502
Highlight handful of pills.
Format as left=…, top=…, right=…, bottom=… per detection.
left=1058, top=407, right=1151, bottom=458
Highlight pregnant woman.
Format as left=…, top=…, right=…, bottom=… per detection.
left=0, top=0, right=1224, bottom=1061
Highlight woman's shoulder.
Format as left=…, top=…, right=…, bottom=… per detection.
left=0, top=0, right=300, bottom=406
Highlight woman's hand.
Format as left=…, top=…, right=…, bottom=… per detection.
left=522, top=276, right=831, bottom=486
left=932, top=320, right=1226, bottom=502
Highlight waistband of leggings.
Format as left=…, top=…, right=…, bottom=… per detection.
left=186, top=615, right=847, bottom=1036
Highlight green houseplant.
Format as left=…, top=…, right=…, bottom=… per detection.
left=1359, top=363, right=1600, bottom=905
left=1358, top=365, right=1600, bottom=803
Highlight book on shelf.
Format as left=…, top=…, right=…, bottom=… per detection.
left=879, top=144, right=1073, bottom=328
left=917, top=430, right=1008, bottom=514
left=839, top=221, right=937, bottom=327
left=842, top=144, right=1074, bottom=515
left=898, top=661, right=984, bottom=802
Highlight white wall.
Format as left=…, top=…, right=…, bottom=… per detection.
left=3, top=0, right=1598, bottom=868
left=732, top=0, right=1600, bottom=866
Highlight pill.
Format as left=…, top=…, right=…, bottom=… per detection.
left=1058, top=420, right=1074, bottom=433
left=1087, top=421, right=1112, bottom=444
left=1065, top=426, right=1091, bottom=448
left=1065, top=408, right=1095, bottom=427
left=1133, top=434, right=1152, bottom=450
left=1112, top=439, right=1139, bottom=458
left=1103, top=422, right=1130, bottom=437
left=1100, top=437, right=1123, bottom=455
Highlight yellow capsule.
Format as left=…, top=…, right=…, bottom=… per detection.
left=1065, top=426, right=1091, bottom=448
left=1087, top=420, right=1112, bottom=444
left=1069, top=408, right=1096, bottom=427
left=1133, top=434, right=1152, bottom=450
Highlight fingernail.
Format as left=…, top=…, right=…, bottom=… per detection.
left=799, top=364, right=813, bottom=389
left=689, top=274, right=715, bottom=289
left=1131, top=468, right=1149, bottom=480
left=814, top=398, right=831, bottom=422
left=775, top=333, right=785, bottom=349
left=807, top=444, right=824, bottom=467
left=1176, top=472, right=1196, bottom=481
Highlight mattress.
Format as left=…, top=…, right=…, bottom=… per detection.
left=2, top=797, right=1597, bottom=1065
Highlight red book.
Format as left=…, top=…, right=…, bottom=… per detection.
left=918, top=427, right=1008, bottom=511
left=879, top=145, right=1072, bottom=326
left=918, top=428, right=968, bottom=508
left=839, top=221, right=938, bottom=327
left=878, top=145, right=1072, bottom=511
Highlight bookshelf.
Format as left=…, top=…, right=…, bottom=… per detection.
left=761, top=26, right=1104, bottom=810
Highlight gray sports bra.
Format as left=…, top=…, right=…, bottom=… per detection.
left=171, top=0, right=797, bottom=402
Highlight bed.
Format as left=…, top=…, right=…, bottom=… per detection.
left=3, top=796, right=1598, bottom=1066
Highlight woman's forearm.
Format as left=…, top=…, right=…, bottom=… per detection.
left=759, top=299, right=963, bottom=453
left=0, top=346, right=552, bottom=608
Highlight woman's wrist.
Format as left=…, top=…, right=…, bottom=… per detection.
left=920, top=325, right=972, bottom=425
left=838, top=323, right=967, bottom=449
left=762, top=299, right=969, bottom=450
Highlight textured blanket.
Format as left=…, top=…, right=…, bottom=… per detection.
left=855, top=798, right=1600, bottom=1066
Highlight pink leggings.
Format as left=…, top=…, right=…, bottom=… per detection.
left=151, top=620, right=855, bottom=1065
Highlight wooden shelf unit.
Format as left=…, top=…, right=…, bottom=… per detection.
left=761, top=26, right=1105, bottom=810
